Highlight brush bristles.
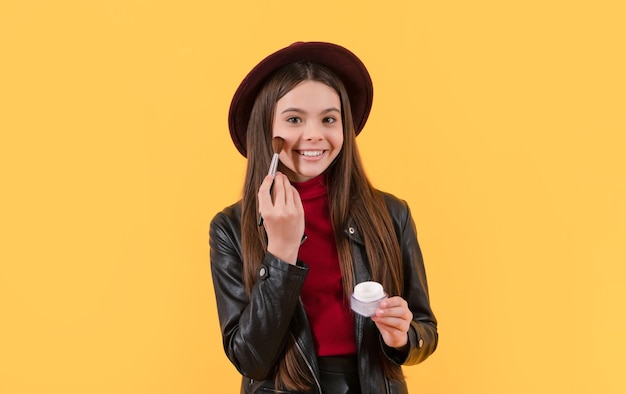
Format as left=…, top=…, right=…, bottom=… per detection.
left=272, top=136, right=285, bottom=154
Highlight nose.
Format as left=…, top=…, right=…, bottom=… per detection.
left=302, top=121, right=323, bottom=141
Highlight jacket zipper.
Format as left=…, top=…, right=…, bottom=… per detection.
left=295, top=339, right=322, bottom=393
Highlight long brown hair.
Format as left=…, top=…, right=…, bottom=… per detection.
left=241, top=62, right=404, bottom=390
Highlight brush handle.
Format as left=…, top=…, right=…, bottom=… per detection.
left=268, top=153, right=279, bottom=176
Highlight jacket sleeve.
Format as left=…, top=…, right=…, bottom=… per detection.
left=382, top=197, right=438, bottom=365
left=209, top=207, right=309, bottom=380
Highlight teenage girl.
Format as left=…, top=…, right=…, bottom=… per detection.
left=210, top=41, right=438, bottom=393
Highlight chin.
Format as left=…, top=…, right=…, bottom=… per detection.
left=292, top=172, right=322, bottom=182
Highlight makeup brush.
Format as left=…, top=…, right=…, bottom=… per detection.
left=268, top=136, right=285, bottom=178
left=258, top=137, right=285, bottom=226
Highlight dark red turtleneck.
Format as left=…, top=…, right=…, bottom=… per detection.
left=293, top=174, right=357, bottom=357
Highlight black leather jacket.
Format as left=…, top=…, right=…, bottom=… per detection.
left=209, top=191, right=438, bottom=393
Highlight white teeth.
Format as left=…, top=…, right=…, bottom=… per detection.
left=300, top=151, right=323, bottom=157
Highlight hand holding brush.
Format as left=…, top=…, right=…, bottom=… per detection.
left=257, top=137, right=307, bottom=257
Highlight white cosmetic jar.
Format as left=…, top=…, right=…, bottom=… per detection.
left=350, top=281, right=387, bottom=317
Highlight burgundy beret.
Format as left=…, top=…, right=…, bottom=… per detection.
left=228, top=41, right=373, bottom=157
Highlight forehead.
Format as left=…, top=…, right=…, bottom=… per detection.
left=276, top=81, right=341, bottom=110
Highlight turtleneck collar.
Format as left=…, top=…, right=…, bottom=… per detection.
left=291, top=173, right=328, bottom=201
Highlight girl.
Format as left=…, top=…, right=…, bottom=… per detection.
left=210, top=41, right=437, bottom=393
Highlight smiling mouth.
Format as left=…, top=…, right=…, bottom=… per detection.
left=298, top=150, right=325, bottom=157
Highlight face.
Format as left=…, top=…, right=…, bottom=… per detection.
left=272, top=80, right=343, bottom=183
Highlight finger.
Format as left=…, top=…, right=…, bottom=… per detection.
left=373, top=307, right=405, bottom=322
left=258, top=174, right=275, bottom=195
left=291, top=184, right=304, bottom=214
left=374, top=301, right=412, bottom=326
left=371, top=319, right=408, bottom=344
left=286, top=182, right=305, bottom=235
left=380, top=296, right=407, bottom=309
left=378, top=305, right=409, bottom=318
left=258, top=174, right=275, bottom=212
left=372, top=315, right=408, bottom=329
left=272, top=172, right=287, bottom=206
left=279, top=174, right=298, bottom=209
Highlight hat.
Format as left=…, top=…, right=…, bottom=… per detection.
left=228, top=41, right=373, bottom=157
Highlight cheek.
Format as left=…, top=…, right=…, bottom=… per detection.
left=278, top=138, right=297, bottom=160
left=332, top=133, right=344, bottom=149
left=271, top=118, right=285, bottom=138
left=272, top=124, right=292, bottom=142
left=281, top=136, right=297, bottom=152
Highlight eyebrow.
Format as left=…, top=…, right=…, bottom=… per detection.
left=280, top=107, right=341, bottom=115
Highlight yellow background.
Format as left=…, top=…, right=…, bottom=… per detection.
left=1, top=1, right=625, bottom=393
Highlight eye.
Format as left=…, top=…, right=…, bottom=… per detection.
left=323, top=117, right=337, bottom=124
left=286, top=116, right=302, bottom=124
